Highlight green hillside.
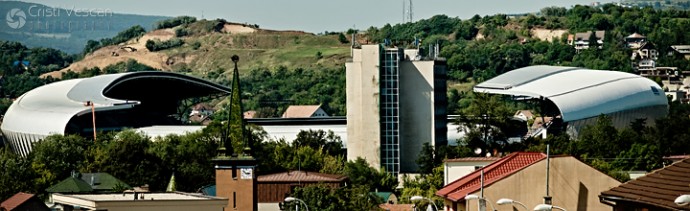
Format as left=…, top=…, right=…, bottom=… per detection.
left=0, top=1, right=169, bottom=53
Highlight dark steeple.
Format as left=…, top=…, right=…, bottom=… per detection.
left=222, top=55, right=251, bottom=158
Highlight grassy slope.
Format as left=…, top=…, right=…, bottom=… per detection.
left=46, top=21, right=352, bottom=78
left=155, top=24, right=350, bottom=76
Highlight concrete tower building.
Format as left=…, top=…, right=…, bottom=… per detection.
left=346, top=44, right=447, bottom=174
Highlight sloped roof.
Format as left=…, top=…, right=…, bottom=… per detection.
left=0, top=192, right=43, bottom=211
left=80, top=173, right=131, bottom=191
left=46, top=177, right=93, bottom=193
left=627, top=32, right=646, bottom=39
left=436, top=152, right=546, bottom=202
left=473, top=65, right=668, bottom=122
left=374, top=192, right=395, bottom=202
left=46, top=173, right=130, bottom=193
left=257, top=170, right=347, bottom=183
left=671, top=45, right=690, bottom=54
left=514, top=110, right=534, bottom=119
left=600, top=158, right=690, bottom=210
left=444, top=157, right=501, bottom=163
left=281, top=105, right=323, bottom=118
left=379, top=203, right=415, bottom=211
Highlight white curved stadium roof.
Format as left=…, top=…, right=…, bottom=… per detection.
left=474, top=65, right=668, bottom=122
left=2, top=71, right=230, bottom=139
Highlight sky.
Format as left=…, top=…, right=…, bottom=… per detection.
left=14, top=0, right=612, bottom=33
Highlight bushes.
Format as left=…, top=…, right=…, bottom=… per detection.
left=82, top=25, right=146, bottom=55
left=154, top=16, right=197, bottom=30
left=145, top=38, right=184, bottom=52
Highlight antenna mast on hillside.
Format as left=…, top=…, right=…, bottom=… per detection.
left=403, top=0, right=413, bottom=23
left=408, top=0, right=413, bottom=22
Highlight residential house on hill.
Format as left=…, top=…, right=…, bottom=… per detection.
left=189, top=103, right=215, bottom=125
left=631, top=42, right=659, bottom=70
left=600, top=157, right=690, bottom=210
left=513, top=110, right=534, bottom=122
left=1, top=192, right=50, bottom=211
left=437, top=152, right=621, bottom=211
left=567, top=31, right=605, bottom=52
left=281, top=105, right=329, bottom=118
left=243, top=110, right=257, bottom=119
left=626, top=32, right=647, bottom=49
left=669, top=45, right=690, bottom=60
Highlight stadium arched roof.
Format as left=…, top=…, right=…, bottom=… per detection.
left=473, top=65, right=668, bottom=122
left=1, top=71, right=230, bottom=155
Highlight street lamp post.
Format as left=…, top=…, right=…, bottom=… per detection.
left=533, top=204, right=566, bottom=211
left=465, top=194, right=496, bottom=211
left=497, top=198, right=528, bottom=210
left=284, top=197, right=308, bottom=211
left=410, top=195, right=439, bottom=211
left=84, top=101, right=96, bottom=142
left=675, top=194, right=690, bottom=206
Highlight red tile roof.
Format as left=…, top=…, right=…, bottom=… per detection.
left=436, top=152, right=546, bottom=202
left=379, top=203, right=414, bottom=211
left=444, top=157, right=501, bottom=162
left=1, top=192, right=35, bottom=210
left=257, top=170, right=347, bottom=183
left=281, top=105, right=323, bottom=118
left=600, top=158, right=690, bottom=210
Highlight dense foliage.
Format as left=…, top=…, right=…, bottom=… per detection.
left=154, top=16, right=198, bottom=30
left=239, top=66, right=346, bottom=117
left=145, top=38, right=185, bottom=52
left=365, top=5, right=690, bottom=82
left=82, top=25, right=147, bottom=55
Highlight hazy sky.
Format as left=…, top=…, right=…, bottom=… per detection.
left=15, top=0, right=611, bottom=33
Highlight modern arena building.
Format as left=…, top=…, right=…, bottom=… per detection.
left=474, top=65, right=669, bottom=137
left=1, top=71, right=230, bottom=156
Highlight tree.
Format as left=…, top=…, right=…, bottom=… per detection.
left=89, top=130, right=166, bottom=190
left=456, top=92, right=514, bottom=153
left=338, top=33, right=349, bottom=44
left=149, top=131, right=218, bottom=192
left=293, top=130, right=344, bottom=156
left=29, top=135, right=90, bottom=193
left=0, top=148, right=35, bottom=201
left=345, top=158, right=398, bottom=191
left=573, top=115, right=620, bottom=159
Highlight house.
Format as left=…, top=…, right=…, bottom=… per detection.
left=189, top=103, right=215, bottom=124
left=632, top=42, right=659, bottom=70
left=1, top=192, right=50, bottom=211
left=50, top=192, right=227, bottom=211
left=46, top=172, right=131, bottom=194
left=625, top=32, right=647, bottom=49
left=256, top=170, right=347, bottom=211
left=669, top=45, right=690, bottom=60
left=600, top=157, right=690, bottom=210
left=190, top=103, right=214, bottom=117
left=243, top=110, right=257, bottom=119
left=567, top=31, right=605, bottom=52
left=513, top=110, right=534, bottom=122
left=281, top=105, right=329, bottom=118
left=436, top=152, right=621, bottom=211
left=443, top=157, right=501, bottom=186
